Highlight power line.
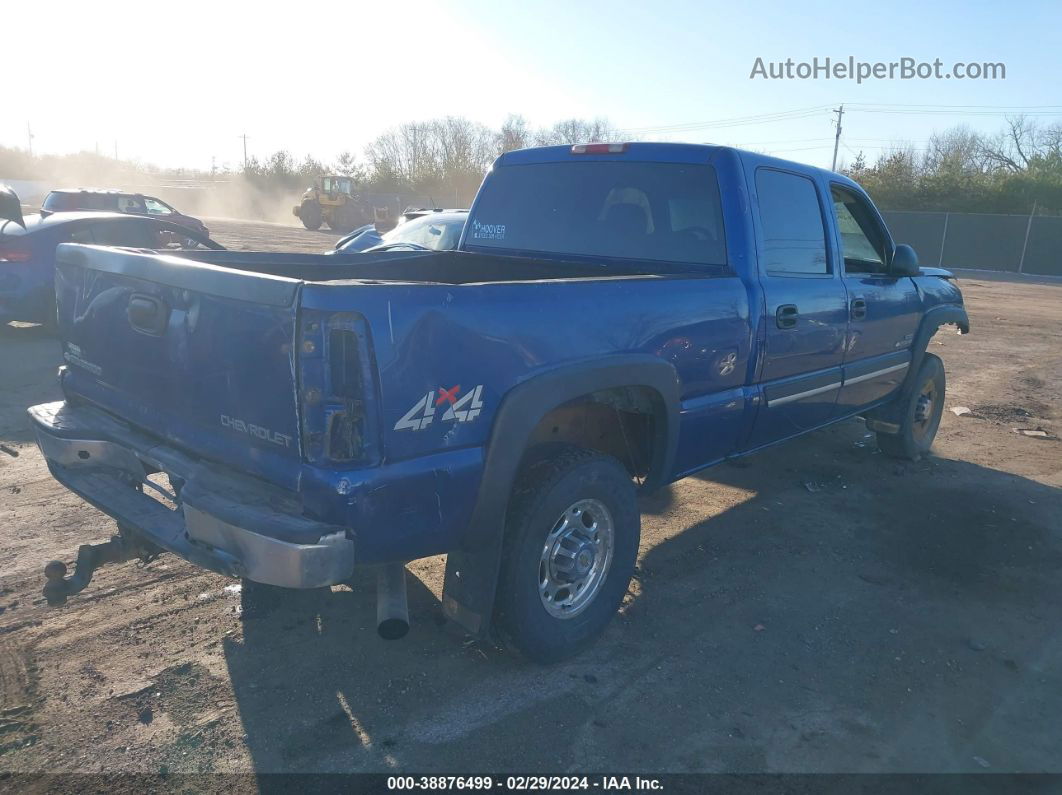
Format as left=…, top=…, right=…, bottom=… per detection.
left=845, top=102, right=1062, bottom=110
left=616, top=105, right=832, bottom=135
left=847, top=108, right=1062, bottom=117
left=617, top=102, right=1062, bottom=139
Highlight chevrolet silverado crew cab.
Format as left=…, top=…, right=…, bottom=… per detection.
left=29, top=142, right=968, bottom=662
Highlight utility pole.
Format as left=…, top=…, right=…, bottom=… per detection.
left=114, top=140, right=118, bottom=160
left=831, top=104, right=845, bottom=172
left=26, top=122, right=34, bottom=156
left=239, top=133, right=249, bottom=169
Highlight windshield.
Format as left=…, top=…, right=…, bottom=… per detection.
left=466, top=162, right=726, bottom=266
left=380, top=213, right=465, bottom=251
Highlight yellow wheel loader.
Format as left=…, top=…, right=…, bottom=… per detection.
left=293, top=176, right=371, bottom=233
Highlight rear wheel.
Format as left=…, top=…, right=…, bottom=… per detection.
left=299, top=201, right=322, bottom=231
left=327, top=205, right=362, bottom=234
left=877, top=353, right=946, bottom=461
left=495, top=445, right=639, bottom=663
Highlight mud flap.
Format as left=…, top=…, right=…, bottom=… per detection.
left=442, top=542, right=505, bottom=638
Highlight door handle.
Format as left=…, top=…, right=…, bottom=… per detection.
left=775, top=304, right=798, bottom=329
left=851, top=297, right=867, bottom=320
left=127, top=294, right=169, bottom=336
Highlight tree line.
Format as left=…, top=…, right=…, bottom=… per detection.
left=3, top=114, right=1059, bottom=217
left=238, top=114, right=622, bottom=204
left=843, top=116, right=1062, bottom=215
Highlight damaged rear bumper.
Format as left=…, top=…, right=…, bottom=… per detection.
left=28, top=401, right=354, bottom=588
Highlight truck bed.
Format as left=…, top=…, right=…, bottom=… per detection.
left=168, top=248, right=719, bottom=284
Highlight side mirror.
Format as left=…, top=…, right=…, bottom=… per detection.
left=0, top=185, right=25, bottom=228
left=890, top=244, right=920, bottom=276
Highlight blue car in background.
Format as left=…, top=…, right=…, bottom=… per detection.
left=0, top=187, right=221, bottom=327
left=332, top=209, right=468, bottom=254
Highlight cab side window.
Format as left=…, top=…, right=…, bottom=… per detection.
left=831, top=186, right=887, bottom=274
left=756, top=169, right=829, bottom=275
left=144, top=198, right=172, bottom=216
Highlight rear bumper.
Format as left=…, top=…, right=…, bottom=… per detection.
left=29, top=401, right=354, bottom=588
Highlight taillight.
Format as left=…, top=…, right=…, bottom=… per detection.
left=324, top=328, right=365, bottom=462
left=571, top=142, right=629, bottom=154
left=299, top=311, right=378, bottom=465
left=0, top=242, right=31, bottom=263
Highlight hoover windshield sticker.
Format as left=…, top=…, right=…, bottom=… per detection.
left=394, top=385, right=484, bottom=432
left=469, top=220, right=506, bottom=240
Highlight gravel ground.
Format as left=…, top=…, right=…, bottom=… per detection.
left=0, top=218, right=1059, bottom=775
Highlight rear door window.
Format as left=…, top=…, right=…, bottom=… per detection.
left=118, top=195, right=147, bottom=214
left=466, top=162, right=726, bottom=267
left=755, top=169, right=829, bottom=275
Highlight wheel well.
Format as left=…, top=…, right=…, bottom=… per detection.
left=524, top=386, right=662, bottom=482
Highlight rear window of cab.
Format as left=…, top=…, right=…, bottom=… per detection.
left=466, top=162, right=727, bottom=267
left=43, top=192, right=118, bottom=212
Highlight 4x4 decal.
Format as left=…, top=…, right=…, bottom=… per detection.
left=394, top=385, right=484, bottom=432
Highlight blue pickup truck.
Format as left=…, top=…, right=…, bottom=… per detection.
left=29, top=142, right=968, bottom=662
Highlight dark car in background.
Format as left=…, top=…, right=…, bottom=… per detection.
left=0, top=208, right=222, bottom=327
left=333, top=209, right=467, bottom=254
left=42, top=189, right=210, bottom=241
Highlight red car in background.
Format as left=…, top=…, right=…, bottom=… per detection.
left=41, top=189, right=209, bottom=241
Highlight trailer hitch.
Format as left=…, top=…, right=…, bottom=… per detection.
left=43, top=532, right=160, bottom=606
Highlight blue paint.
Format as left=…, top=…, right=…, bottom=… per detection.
left=43, top=143, right=966, bottom=565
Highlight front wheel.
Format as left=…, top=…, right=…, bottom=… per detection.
left=877, top=353, right=946, bottom=461
left=495, top=445, right=639, bottom=663
left=299, top=201, right=322, bottom=231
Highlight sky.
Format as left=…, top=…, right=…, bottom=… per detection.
left=3, top=0, right=1060, bottom=172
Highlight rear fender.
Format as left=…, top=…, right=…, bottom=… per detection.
left=441, top=354, right=680, bottom=637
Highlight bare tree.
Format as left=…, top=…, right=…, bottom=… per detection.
left=980, top=115, right=1044, bottom=173
left=535, top=117, right=622, bottom=146
left=497, top=114, right=532, bottom=153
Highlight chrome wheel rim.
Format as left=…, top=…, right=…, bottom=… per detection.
left=539, top=498, right=615, bottom=619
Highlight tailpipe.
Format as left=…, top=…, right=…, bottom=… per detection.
left=376, top=563, right=409, bottom=640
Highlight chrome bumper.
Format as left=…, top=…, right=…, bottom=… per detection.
left=29, top=401, right=354, bottom=588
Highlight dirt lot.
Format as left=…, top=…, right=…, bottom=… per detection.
left=0, top=218, right=1059, bottom=775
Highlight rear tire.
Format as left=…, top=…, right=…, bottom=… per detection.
left=877, top=353, right=946, bottom=461
left=327, top=205, right=361, bottom=234
left=299, top=201, right=322, bottom=231
left=495, top=445, right=639, bottom=663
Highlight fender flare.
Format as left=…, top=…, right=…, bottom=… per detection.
left=441, top=354, right=681, bottom=636
left=866, top=304, right=969, bottom=429
left=903, top=304, right=969, bottom=395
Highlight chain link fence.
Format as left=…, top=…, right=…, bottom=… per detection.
left=882, top=210, right=1062, bottom=277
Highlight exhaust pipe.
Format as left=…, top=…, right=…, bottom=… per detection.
left=376, top=563, right=409, bottom=640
